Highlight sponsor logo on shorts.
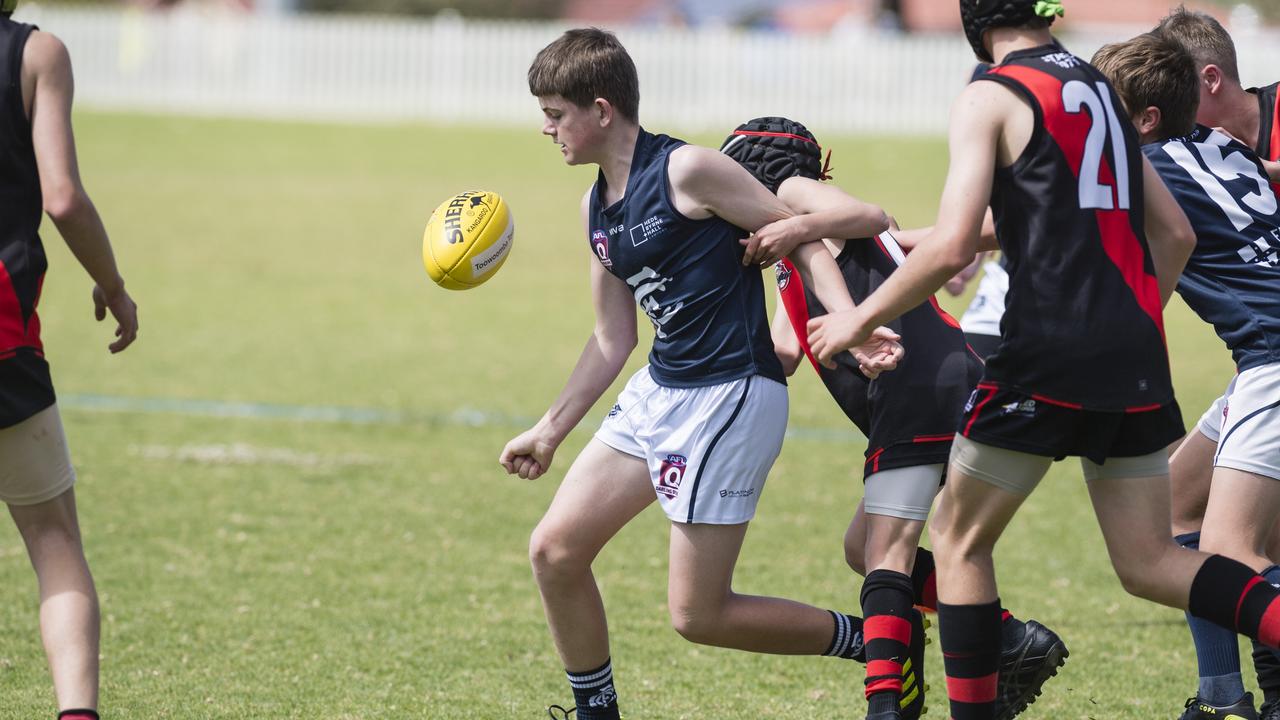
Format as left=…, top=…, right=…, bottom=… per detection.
left=606, top=403, right=622, bottom=419
left=964, top=389, right=979, bottom=413
left=588, top=684, right=617, bottom=708
left=719, top=488, right=755, bottom=498
left=591, top=229, right=612, bottom=268
left=774, top=262, right=793, bottom=290
left=657, top=454, right=688, bottom=499
left=1001, top=399, right=1037, bottom=416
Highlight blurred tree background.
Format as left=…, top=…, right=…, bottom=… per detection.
left=298, top=0, right=566, bottom=18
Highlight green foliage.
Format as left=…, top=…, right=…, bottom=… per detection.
left=0, top=112, right=1237, bottom=718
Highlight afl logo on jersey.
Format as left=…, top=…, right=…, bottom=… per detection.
left=591, top=229, right=612, bottom=268
left=774, top=262, right=794, bottom=290
left=656, top=454, right=688, bottom=499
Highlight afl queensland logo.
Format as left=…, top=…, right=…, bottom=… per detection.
left=774, top=261, right=794, bottom=290
left=591, top=229, right=612, bottom=268
left=656, top=454, right=688, bottom=499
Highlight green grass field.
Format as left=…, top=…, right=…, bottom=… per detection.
left=0, top=111, right=1238, bottom=719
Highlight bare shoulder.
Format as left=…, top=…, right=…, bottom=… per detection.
left=952, top=80, right=1024, bottom=122
left=666, top=143, right=737, bottom=185
left=22, top=30, right=70, bottom=74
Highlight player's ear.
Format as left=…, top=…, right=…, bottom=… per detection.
left=1135, top=106, right=1162, bottom=139
left=594, top=98, right=613, bottom=127
left=1201, top=64, right=1223, bottom=95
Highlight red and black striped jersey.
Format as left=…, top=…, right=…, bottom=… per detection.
left=1249, top=81, right=1279, bottom=195
left=977, top=43, right=1174, bottom=411
left=0, top=19, right=54, bottom=428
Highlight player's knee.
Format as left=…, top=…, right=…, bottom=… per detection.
left=1109, top=540, right=1177, bottom=601
left=528, top=524, right=586, bottom=581
left=668, top=603, right=723, bottom=645
left=844, top=541, right=867, bottom=576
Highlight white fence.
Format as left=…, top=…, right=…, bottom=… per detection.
left=12, top=5, right=1280, bottom=134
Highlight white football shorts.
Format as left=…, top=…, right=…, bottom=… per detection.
left=1215, top=363, right=1280, bottom=481
left=595, top=366, right=787, bottom=525
left=1196, top=392, right=1228, bottom=443
left=0, top=404, right=76, bottom=506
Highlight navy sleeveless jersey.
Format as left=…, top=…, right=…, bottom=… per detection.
left=976, top=43, right=1174, bottom=411
left=1145, top=126, right=1280, bottom=372
left=0, top=18, right=54, bottom=428
left=1250, top=81, right=1280, bottom=195
left=776, top=232, right=983, bottom=443
left=587, top=129, right=784, bottom=388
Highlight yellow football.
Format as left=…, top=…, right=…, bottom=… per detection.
left=422, top=190, right=514, bottom=290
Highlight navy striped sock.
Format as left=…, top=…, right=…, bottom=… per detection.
left=567, top=659, right=619, bottom=720
left=824, top=610, right=866, bottom=662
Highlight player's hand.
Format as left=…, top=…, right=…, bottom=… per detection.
left=499, top=428, right=558, bottom=480
left=1212, top=126, right=1245, bottom=145
left=1263, top=158, right=1280, bottom=183
left=851, top=327, right=904, bottom=379
left=92, top=283, right=138, bottom=354
left=807, top=309, right=873, bottom=369
left=943, top=255, right=983, bottom=296
left=741, top=216, right=814, bottom=267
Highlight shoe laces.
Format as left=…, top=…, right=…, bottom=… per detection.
left=547, top=705, right=575, bottom=719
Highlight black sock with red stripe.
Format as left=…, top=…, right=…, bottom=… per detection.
left=861, top=569, right=915, bottom=710
left=911, top=548, right=938, bottom=611
left=57, top=711, right=98, bottom=720
left=939, top=599, right=1001, bottom=720
left=1190, top=555, right=1280, bottom=649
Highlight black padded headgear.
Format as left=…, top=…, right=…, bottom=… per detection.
left=719, top=116, right=827, bottom=195
left=960, top=0, right=1062, bottom=63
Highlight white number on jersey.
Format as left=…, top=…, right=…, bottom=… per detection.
left=1062, top=80, right=1131, bottom=211
left=1163, top=134, right=1278, bottom=232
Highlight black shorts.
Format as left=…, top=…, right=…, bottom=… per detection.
left=964, top=332, right=1000, bottom=361
left=864, top=435, right=953, bottom=479
left=959, top=382, right=1184, bottom=465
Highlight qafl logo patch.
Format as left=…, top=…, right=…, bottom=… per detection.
left=656, top=454, right=688, bottom=499
left=774, top=261, right=794, bottom=290
left=591, top=229, right=612, bottom=268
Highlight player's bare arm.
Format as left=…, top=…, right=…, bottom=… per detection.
left=499, top=191, right=638, bottom=480
left=762, top=176, right=891, bottom=249
left=666, top=144, right=870, bottom=328
left=892, top=208, right=998, bottom=252
left=1140, top=155, right=1196, bottom=306
left=25, top=30, right=137, bottom=353
left=806, top=80, right=1006, bottom=366
left=769, top=296, right=804, bottom=377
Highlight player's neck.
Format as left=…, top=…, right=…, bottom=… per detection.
left=596, top=123, right=641, bottom=206
left=1208, top=84, right=1261, bottom=149
left=988, top=28, right=1054, bottom=65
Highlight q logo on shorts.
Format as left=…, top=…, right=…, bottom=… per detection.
left=657, top=454, right=688, bottom=499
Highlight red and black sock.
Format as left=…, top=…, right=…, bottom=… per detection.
left=1189, top=554, right=1280, bottom=649
left=58, top=711, right=98, bottom=720
left=861, top=569, right=915, bottom=711
left=910, top=547, right=938, bottom=611
left=939, top=599, right=1001, bottom=720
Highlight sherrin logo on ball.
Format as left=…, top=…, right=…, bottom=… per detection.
left=422, top=190, right=514, bottom=290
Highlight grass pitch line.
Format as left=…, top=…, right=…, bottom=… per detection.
left=61, top=393, right=865, bottom=442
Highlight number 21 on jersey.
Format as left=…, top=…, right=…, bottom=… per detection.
left=1063, top=80, right=1131, bottom=211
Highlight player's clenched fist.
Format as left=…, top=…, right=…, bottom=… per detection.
left=499, top=428, right=558, bottom=480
